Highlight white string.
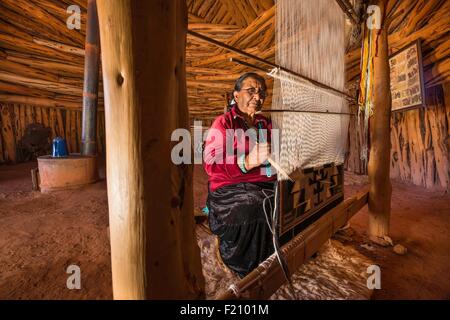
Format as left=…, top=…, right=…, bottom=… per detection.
left=271, top=0, right=349, bottom=177
left=228, top=284, right=241, bottom=298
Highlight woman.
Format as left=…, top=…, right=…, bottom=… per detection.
left=203, top=72, right=277, bottom=278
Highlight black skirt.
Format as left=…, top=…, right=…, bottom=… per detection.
left=207, top=181, right=276, bottom=278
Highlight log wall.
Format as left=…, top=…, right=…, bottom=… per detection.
left=390, top=84, right=449, bottom=189
left=345, top=0, right=449, bottom=190
left=346, top=83, right=449, bottom=190
left=0, top=103, right=105, bottom=163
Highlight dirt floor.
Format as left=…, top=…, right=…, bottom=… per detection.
left=0, top=161, right=449, bottom=299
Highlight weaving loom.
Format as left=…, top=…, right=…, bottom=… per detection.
left=269, top=0, right=349, bottom=244
left=189, top=0, right=353, bottom=299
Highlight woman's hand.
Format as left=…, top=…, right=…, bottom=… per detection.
left=245, top=142, right=271, bottom=171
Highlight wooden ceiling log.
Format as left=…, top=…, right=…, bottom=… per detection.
left=0, top=33, right=84, bottom=63
left=5, top=53, right=84, bottom=78
left=247, top=0, right=267, bottom=15
left=234, top=0, right=258, bottom=26
left=0, top=81, right=58, bottom=98
left=187, top=13, right=205, bottom=23
left=259, top=0, right=275, bottom=11
left=400, top=0, right=447, bottom=38
left=0, top=18, right=35, bottom=42
left=0, top=3, right=77, bottom=46
left=186, top=66, right=233, bottom=75
left=219, top=0, right=247, bottom=27
left=0, top=94, right=86, bottom=110
left=191, top=0, right=207, bottom=16
left=210, top=4, right=229, bottom=24
left=33, top=0, right=87, bottom=37
left=59, top=0, right=88, bottom=11
left=259, top=23, right=274, bottom=51
left=1, top=0, right=85, bottom=46
left=0, top=58, right=60, bottom=83
left=387, top=0, right=420, bottom=34
left=422, top=35, right=450, bottom=67
left=346, top=0, right=450, bottom=83
left=32, top=38, right=85, bottom=57
left=424, top=58, right=450, bottom=88
left=218, top=5, right=275, bottom=52
left=386, top=0, right=402, bottom=19
left=0, top=72, right=82, bottom=97
left=190, top=47, right=261, bottom=68
left=196, top=0, right=219, bottom=21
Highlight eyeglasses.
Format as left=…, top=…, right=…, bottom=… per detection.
left=241, top=87, right=266, bottom=99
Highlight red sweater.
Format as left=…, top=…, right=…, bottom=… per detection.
left=203, top=106, right=277, bottom=192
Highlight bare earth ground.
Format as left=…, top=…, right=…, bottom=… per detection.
left=0, top=162, right=449, bottom=299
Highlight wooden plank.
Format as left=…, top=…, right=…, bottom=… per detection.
left=70, top=110, right=77, bottom=153
left=217, top=189, right=369, bottom=300
left=0, top=104, right=17, bottom=162
left=97, top=0, right=205, bottom=299
left=76, top=110, right=82, bottom=152
left=367, top=0, right=391, bottom=240
left=49, top=107, right=57, bottom=141
left=65, top=108, right=71, bottom=152
left=56, top=109, right=65, bottom=138
left=35, top=106, right=42, bottom=124
left=13, top=104, right=21, bottom=142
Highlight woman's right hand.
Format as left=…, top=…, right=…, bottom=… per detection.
left=245, top=142, right=271, bottom=171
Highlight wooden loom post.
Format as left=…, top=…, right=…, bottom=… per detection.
left=97, top=0, right=205, bottom=299
left=81, top=0, right=100, bottom=156
left=368, top=0, right=392, bottom=240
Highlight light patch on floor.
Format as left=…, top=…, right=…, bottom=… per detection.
left=197, top=224, right=373, bottom=300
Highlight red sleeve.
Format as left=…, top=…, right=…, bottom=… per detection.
left=203, top=117, right=243, bottom=179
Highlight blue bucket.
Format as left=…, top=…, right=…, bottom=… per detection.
left=52, top=137, right=68, bottom=158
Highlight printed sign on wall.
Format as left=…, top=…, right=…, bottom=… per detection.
left=389, top=40, right=426, bottom=112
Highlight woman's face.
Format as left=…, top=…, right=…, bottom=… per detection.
left=233, top=77, right=265, bottom=117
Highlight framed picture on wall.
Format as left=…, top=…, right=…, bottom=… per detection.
left=389, top=40, right=426, bottom=112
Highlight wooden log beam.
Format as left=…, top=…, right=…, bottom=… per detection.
left=345, top=0, right=450, bottom=83
left=97, top=0, right=205, bottom=299
left=0, top=104, right=17, bottom=162
left=368, top=0, right=392, bottom=240
left=4, top=51, right=85, bottom=78
left=0, top=81, right=56, bottom=98
left=0, top=33, right=83, bottom=63
left=0, top=72, right=82, bottom=97
left=81, top=0, right=100, bottom=156
left=217, top=189, right=369, bottom=300
left=0, top=94, right=89, bottom=110
left=1, top=0, right=85, bottom=46
left=0, top=57, right=60, bottom=83
left=32, top=38, right=85, bottom=57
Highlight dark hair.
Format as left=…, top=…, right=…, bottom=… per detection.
left=227, top=73, right=267, bottom=112
left=233, top=72, right=267, bottom=92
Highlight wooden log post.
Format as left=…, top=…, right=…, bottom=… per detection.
left=0, top=104, right=17, bottom=162
left=97, top=0, right=205, bottom=299
left=368, top=0, right=392, bottom=242
left=81, top=0, right=100, bottom=156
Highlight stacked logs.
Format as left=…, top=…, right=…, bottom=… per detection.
left=186, top=2, right=276, bottom=119
left=345, top=0, right=450, bottom=189
left=0, top=103, right=105, bottom=163
left=0, top=0, right=448, bottom=189
left=390, top=85, right=449, bottom=189
left=345, top=0, right=449, bottom=86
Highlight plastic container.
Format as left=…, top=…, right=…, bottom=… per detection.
left=52, top=137, right=68, bottom=158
